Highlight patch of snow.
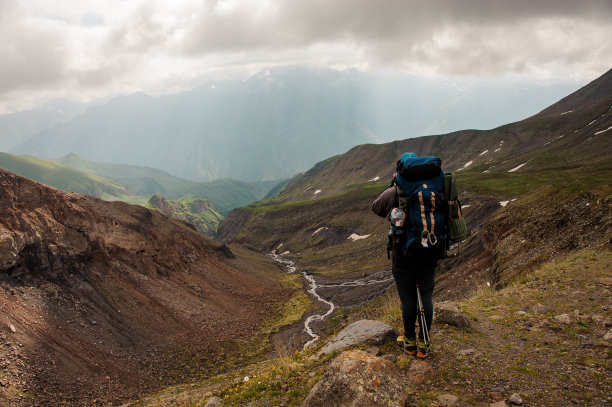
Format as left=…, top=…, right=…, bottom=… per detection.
left=304, top=186, right=312, bottom=191
left=281, top=251, right=290, bottom=255
left=494, top=147, right=502, bottom=152
left=508, top=162, right=527, bottom=173
left=463, top=160, right=473, bottom=168
left=499, top=201, right=510, bottom=207
left=479, top=150, right=489, bottom=156
left=314, top=189, right=322, bottom=195
left=312, top=227, right=328, bottom=236
left=347, top=233, right=371, bottom=241
left=595, top=126, right=612, bottom=135
left=587, top=119, right=597, bottom=126
left=543, top=141, right=551, bottom=146
left=560, top=110, right=573, bottom=115
left=483, top=170, right=490, bottom=173
left=368, top=176, right=381, bottom=182
left=461, top=204, right=472, bottom=209
left=557, top=134, right=565, bottom=139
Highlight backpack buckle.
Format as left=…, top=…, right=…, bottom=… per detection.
left=421, top=230, right=429, bottom=248
left=428, top=233, right=438, bottom=246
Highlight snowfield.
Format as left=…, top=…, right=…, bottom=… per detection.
left=595, top=126, right=612, bottom=135
left=508, top=162, right=527, bottom=173
left=348, top=234, right=371, bottom=241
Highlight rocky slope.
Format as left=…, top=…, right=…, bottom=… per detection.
left=0, top=168, right=294, bottom=406
left=146, top=193, right=223, bottom=236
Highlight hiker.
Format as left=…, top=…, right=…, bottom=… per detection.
left=372, top=152, right=447, bottom=359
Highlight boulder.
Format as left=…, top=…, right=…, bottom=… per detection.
left=435, top=302, right=472, bottom=328
left=318, top=320, right=399, bottom=355
left=204, top=396, right=222, bottom=406
left=438, top=394, right=459, bottom=406
left=554, top=314, right=571, bottom=324
left=303, top=349, right=407, bottom=407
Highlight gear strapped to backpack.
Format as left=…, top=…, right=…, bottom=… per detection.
left=377, top=153, right=468, bottom=260
left=389, top=153, right=447, bottom=255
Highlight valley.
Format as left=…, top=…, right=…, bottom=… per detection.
left=0, top=68, right=610, bottom=406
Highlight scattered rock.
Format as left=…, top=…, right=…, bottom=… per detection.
left=318, top=320, right=399, bottom=355
left=581, top=338, right=596, bottom=347
left=489, top=391, right=505, bottom=401
left=515, top=311, right=527, bottom=317
left=602, top=328, right=612, bottom=342
left=490, top=401, right=509, bottom=407
left=365, top=347, right=380, bottom=356
left=8, top=324, right=16, bottom=333
left=381, top=354, right=396, bottom=363
left=554, top=314, right=571, bottom=324
left=407, top=360, right=432, bottom=384
left=204, top=396, right=222, bottom=407
left=438, top=394, right=459, bottom=406
left=435, top=302, right=471, bottom=328
left=509, top=393, right=524, bottom=405
left=532, top=304, right=551, bottom=314
left=596, top=277, right=612, bottom=286
left=303, top=349, right=407, bottom=407
left=456, top=348, right=477, bottom=357
left=489, top=315, right=504, bottom=321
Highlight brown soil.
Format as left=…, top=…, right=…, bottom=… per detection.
left=0, top=169, right=291, bottom=406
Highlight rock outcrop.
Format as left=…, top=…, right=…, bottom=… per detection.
left=318, top=320, right=399, bottom=355
left=303, top=349, right=407, bottom=407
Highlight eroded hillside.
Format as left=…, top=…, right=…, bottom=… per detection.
left=0, top=168, right=301, bottom=406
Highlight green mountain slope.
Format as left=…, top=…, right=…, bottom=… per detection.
left=0, top=152, right=132, bottom=199
left=55, top=153, right=279, bottom=213
left=218, top=68, right=612, bottom=285
left=145, top=194, right=224, bottom=236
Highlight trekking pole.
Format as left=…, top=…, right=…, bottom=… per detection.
left=415, top=283, right=431, bottom=351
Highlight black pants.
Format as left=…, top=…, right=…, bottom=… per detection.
left=392, top=243, right=443, bottom=341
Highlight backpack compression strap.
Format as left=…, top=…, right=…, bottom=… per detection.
left=418, top=190, right=438, bottom=247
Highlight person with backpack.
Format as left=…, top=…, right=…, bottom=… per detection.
left=372, top=152, right=454, bottom=359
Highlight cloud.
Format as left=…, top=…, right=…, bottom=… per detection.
left=181, top=0, right=612, bottom=77
left=0, top=0, right=610, bottom=112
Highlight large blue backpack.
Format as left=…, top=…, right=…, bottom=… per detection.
left=391, top=153, right=447, bottom=252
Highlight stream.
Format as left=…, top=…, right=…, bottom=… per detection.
left=268, top=253, right=395, bottom=348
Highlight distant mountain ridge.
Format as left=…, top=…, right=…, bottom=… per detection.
left=218, top=68, right=612, bottom=290
left=10, top=67, right=580, bottom=182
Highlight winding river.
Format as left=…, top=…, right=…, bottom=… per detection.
left=268, top=253, right=394, bottom=348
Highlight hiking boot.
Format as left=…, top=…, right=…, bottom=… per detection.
left=416, top=339, right=429, bottom=359
left=397, top=335, right=417, bottom=356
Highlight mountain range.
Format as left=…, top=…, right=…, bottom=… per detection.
left=8, top=67, right=580, bottom=182
left=218, top=68, right=612, bottom=290
left=0, top=67, right=610, bottom=406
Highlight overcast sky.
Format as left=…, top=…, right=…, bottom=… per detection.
left=0, top=0, right=611, bottom=113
